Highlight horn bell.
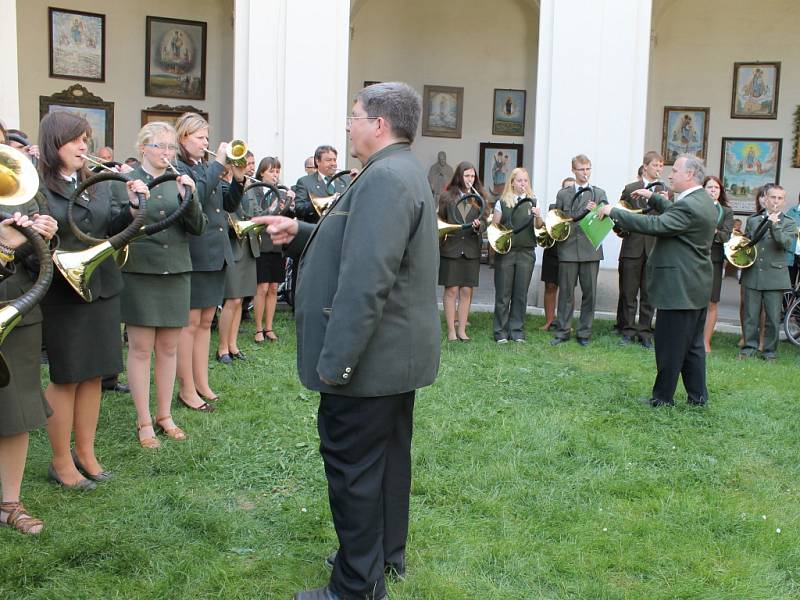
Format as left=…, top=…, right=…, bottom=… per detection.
left=0, top=144, right=40, bottom=207
left=545, top=209, right=572, bottom=242
left=487, top=223, right=513, bottom=254
left=52, top=240, right=118, bottom=303
left=229, top=217, right=266, bottom=239
left=310, top=194, right=336, bottom=217
left=437, top=219, right=463, bottom=240
left=226, top=139, right=249, bottom=167
left=0, top=304, right=23, bottom=347
left=724, top=231, right=757, bottom=269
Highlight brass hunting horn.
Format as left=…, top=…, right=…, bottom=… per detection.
left=724, top=212, right=772, bottom=269
left=52, top=171, right=148, bottom=302
left=204, top=139, right=249, bottom=167
left=438, top=193, right=486, bottom=240
left=230, top=181, right=285, bottom=238
left=310, top=170, right=351, bottom=217
left=487, top=197, right=535, bottom=255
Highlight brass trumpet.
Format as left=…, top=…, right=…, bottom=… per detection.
left=310, top=170, right=352, bottom=217
left=204, top=139, right=248, bottom=167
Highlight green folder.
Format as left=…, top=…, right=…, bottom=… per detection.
left=578, top=205, right=614, bottom=249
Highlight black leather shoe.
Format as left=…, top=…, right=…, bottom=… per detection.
left=650, top=398, right=674, bottom=407
left=619, top=336, right=633, bottom=346
left=640, top=338, right=653, bottom=350
left=216, top=353, right=233, bottom=365
left=325, top=549, right=405, bottom=580
left=576, top=338, right=589, bottom=347
left=550, top=337, right=567, bottom=346
left=293, top=587, right=340, bottom=600
left=231, top=351, right=247, bottom=360
left=111, top=382, right=130, bottom=393
left=686, top=398, right=707, bottom=406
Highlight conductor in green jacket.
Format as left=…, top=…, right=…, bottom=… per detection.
left=739, top=184, right=795, bottom=361
left=600, top=154, right=717, bottom=407
left=256, top=82, right=440, bottom=600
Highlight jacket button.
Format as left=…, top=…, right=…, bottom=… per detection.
left=342, top=373, right=349, bottom=379
left=345, top=367, right=352, bottom=373
left=216, top=208, right=220, bottom=213
left=156, top=194, right=163, bottom=199
left=159, top=210, right=165, bottom=216
left=162, top=244, right=168, bottom=249
left=219, top=227, right=224, bottom=232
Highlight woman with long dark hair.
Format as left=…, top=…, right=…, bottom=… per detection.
left=438, top=161, right=487, bottom=341
left=702, top=175, right=733, bottom=353
left=38, top=111, right=148, bottom=488
left=173, top=113, right=243, bottom=411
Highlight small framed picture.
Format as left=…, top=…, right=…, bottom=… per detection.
left=720, top=137, right=782, bottom=214
left=661, top=106, right=710, bottom=166
left=145, top=16, right=207, bottom=100
left=792, top=105, right=800, bottom=168
left=421, top=85, right=464, bottom=138
left=492, top=89, right=526, bottom=136
left=48, top=7, right=105, bottom=82
left=478, top=142, right=524, bottom=198
left=40, top=84, right=114, bottom=151
left=731, top=62, right=780, bottom=119
left=141, top=104, right=209, bottom=127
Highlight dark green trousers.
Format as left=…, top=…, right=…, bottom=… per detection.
left=555, top=260, right=599, bottom=340
left=743, top=287, right=783, bottom=355
left=493, top=247, right=535, bottom=341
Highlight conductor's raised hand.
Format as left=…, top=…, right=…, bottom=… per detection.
left=630, top=188, right=653, bottom=200
left=251, top=215, right=298, bottom=245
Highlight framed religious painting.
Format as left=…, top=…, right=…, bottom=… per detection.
left=731, top=62, right=780, bottom=119
left=39, top=84, right=114, bottom=151
left=720, top=137, right=782, bottom=214
left=478, top=142, right=523, bottom=198
left=492, top=89, right=526, bottom=136
left=421, top=85, right=464, bottom=138
left=661, top=106, right=710, bottom=165
left=141, top=104, right=208, bottom=127
left=48, top=7, right=106, bottom=81
left=145, top=16, right=207, bottom=100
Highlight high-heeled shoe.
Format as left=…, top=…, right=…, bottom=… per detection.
left=155, top=415, right=187, bottom=441
left=136, top=421, right=161, bottom=449
left=70, top=449, right=113, bottom=482
left=176, top=392, right=216, bottom=412
left=47, top=463, right=96, bottom=491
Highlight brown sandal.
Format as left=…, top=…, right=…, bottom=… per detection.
left=155, top=415, right=187, bottom=441
left=137, top=421, right=161, bottom=449
left=254, top=330, right=265, bottom=344
left=264, top=329, right=278, bottom=341
left=0, top=501, right=44, bottom=535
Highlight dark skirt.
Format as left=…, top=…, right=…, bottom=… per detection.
left=711, top=260, right=724, bottom=303
left=121, top=272, right=190, bottom=327
left=190, top=269, right=226, bottom=309
left=0, top=323, right=51, bottom=437
left=438, top=256, right=479, bottom=287
left=224, top=252, right=257, bottom=299
left=42, top=296, right=123, bottom=384
left=256, top=252, right=285, bottom=284
left=541, top=245, right=559, bottom=283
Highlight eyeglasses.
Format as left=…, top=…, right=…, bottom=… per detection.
left=144, top=143, right=179, bottom=151
left=346, top=116, right=379, bottom=125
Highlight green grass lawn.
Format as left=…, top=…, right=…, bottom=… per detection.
left=3, top=311, right=800, bottom=599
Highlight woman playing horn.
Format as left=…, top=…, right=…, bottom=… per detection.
left=0, top=123, right=58, bottom=533
left=38, top=111, right=149, bottom=489
left=121, top=122, right=204, bottom=448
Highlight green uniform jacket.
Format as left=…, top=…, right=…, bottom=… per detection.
left=438, top=193, right=483, bottom=259
left=555, top=184, right=607, bottom=261
left=39, top=178, right=134, bottom=305
left=228, top=186, right=263, bottom=260
left=286, top=142, right=440, bottom=396
left=176, top=159, right=242, bottom=271
left=617, top=180, right=656, bottom=257
left=710, top=205, right=734, bottom=263
left=294, top=171, right=350, bottom=222
left=122, top=166, right=206, bottom=274
left=498, top=197, right=537, bottom=249
left=741, top=212, right=795, bottom=291
left=610, top=187, right=717, bottom=309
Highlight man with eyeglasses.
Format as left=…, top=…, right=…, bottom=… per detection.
left=255, top=82, right=439, bottom=600
left=551, top=154, right=607, bottom=347
left=294, top=145, right=350, bottom=223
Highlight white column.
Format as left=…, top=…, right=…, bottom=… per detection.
left=234, top=0, right=350, bottom=184
left=533, top=0, right=652, bottom=267
left=0, top=0, right=20, bottom=128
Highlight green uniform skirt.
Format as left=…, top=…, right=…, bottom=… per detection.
left=190, top=269, right=226, bottom=309
left=121, top=272, right=190, bottom=327
left=224, top=252, right=257, bottom=299
left=0, top=323, right=51, bottom=437
left=438, top=256, right=480, bottom=287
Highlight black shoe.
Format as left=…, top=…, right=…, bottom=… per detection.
left=619, top=335, right=633, bottom=346
left=293, top=587, right=340, bottom=600
left=231, top=351, right=247, bottom=360
left=216, top=353, right=233, bottom=365
left=71, top=449, right=113, bottom=483
left=577, top=338, right=589, bottom=347
left=649, top=398, right=674, bottom=407
left=103, top=382, right=130, bottom=393
left=550, top=337, right=567, bottom=346
left=47, top=463, right=97, bottom=491
left=686, top=398, right=707, bottom=406
left=325, top=550, right=405, bottom=580
left=640, top=338, right=653, bottom=350
left=761, top=352, right=777, bottom=362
